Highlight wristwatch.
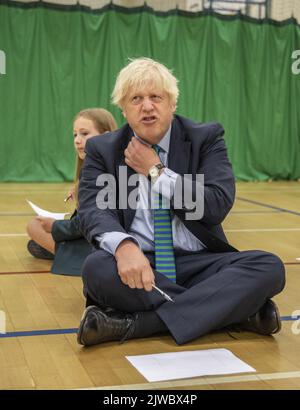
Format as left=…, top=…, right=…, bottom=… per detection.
left=148, top=163, right=165, bottom=182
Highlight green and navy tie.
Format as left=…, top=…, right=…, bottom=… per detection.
left=153, top=145, right=176, bottom=282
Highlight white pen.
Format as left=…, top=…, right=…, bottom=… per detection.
left=152, top=285, right=174, bottom=302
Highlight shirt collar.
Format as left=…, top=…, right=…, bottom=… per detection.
left=133, top=124, right=172, bottom=155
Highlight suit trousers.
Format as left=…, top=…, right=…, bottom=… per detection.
left=82, top=248, right=285, bottom=344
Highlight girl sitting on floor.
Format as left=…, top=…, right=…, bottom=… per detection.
left=26, top=108, right=118, bottom=276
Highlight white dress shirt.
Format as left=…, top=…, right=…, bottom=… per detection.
left=96, top=125, right=205, bottom=255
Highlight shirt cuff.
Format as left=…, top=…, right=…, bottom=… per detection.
left=95, top=232, right=140, bottom=256
left=152, top=167, right=179, bottom=200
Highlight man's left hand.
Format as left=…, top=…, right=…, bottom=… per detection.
left=124, top=137, right=160, bottom=176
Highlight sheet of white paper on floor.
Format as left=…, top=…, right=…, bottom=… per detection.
left=26, top=200, right=69, bottom=220
left=126, top=348, right=256, bottom=382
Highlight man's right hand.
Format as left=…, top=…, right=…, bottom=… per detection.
left=115, top=240, right=154, bottom=292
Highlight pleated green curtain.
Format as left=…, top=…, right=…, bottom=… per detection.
left=0, top=1, right=299, bottom=181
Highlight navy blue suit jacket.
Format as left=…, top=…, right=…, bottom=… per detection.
left=78, top=115, right=237, bottom=253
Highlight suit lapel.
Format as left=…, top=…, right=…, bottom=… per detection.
left=115, top=126, right=138, bottom=231
left=168, top=118, right=191, bottom=175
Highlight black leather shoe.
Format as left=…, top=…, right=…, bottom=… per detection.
left=240, top=299, right=281, bottom=335
left=27, top=240, right=54, bottom=260
left=77, top=306, right=137, bottom=346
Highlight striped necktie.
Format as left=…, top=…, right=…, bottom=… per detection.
left=153, top=145, right=176, bottom=282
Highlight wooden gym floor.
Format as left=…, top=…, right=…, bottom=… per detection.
left=0, top=181, right=300, bottom=390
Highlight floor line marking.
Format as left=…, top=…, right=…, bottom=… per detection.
left=0, top=271, right=50, bottom=275
left=0, top=211, right=281, bottom=217
left=0, top=213, right=35, bottom=216
left=2, top=228, right=300, bottom=237
left=0, top=261, right=298, bottom=275
left=225, top=228, right=300, bottom=232
left=0, top=328, right=78, bottom=338
left=78, top=370, right=300, bottom=390
left=0, top=189, right=69, bottom=192
left=237, top=197, right=300, bottom=216
left=237, top=188, right=300, bottom=192
left=230, top=211, right=282, bottom=214
left=0, top=234, right=27, bottom=237
left=0, top=317, right=298, bottom=339
left=284, top=262, right=300, bottom=265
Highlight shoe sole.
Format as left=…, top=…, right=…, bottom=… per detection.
left=270, top=300, right=282, bottom=334
left=27, top=242, right=54, bottom=260
left=77, top=305, right=99, bottom=346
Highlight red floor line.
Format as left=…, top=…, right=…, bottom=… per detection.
left=0, top=262, right=299, bottom=276
left=284, top=262, right=300, bottom=265
left=0, top=270, right=50, bottom=275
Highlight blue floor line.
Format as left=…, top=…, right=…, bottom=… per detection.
left=1, top=317, right=299, bottom=338
left=0, top=328, right=78, bottom=338
left=237, top=197, right=300, bottom=217
left=281, top=315, right=300, bottom=321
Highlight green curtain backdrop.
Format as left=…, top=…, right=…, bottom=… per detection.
left=0, top=1, right=299, bottom=181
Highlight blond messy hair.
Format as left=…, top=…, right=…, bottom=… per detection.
left=111, top=57, right=179, bottom=108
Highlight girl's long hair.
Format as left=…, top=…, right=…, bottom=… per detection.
left=73, top=108, right=118, bottom=202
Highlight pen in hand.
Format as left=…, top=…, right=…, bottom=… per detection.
left=64, top=194, right=73, bottom=203
left=152, top=285, right=174, bottom=302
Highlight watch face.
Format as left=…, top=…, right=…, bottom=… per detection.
left=150, top=167, right=159, bottom=178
